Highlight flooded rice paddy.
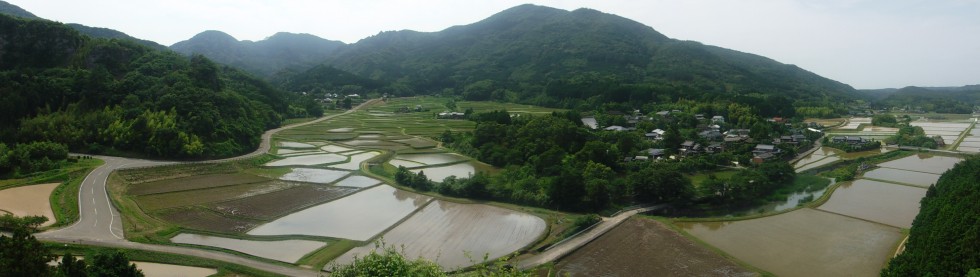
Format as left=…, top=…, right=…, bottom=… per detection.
left=335, top=175, right=382, bottom=188
left=410, top=163, right=477, bottom=182
left=388, top=159, right=427, bottom=168
left=862, top=167, right=940, bottom=187
left=327, top=151, right=380, bottom=170
left=677, top=208, right=903, bottom=277
left=171, top=233, right=326, bottom=263
left=0, top=183, right=58, bottom=226
left=264, top=153, right=347, bottom=167
left=333, top=200, right=546, bottom=269
left=247, top=185, right=431, bottom=240
left=278, top=168, right=349, bottom=184
left=876, top=155, right=963, bottom=174
left=817, top=180, right=926, bottom=228
left=395, top=153, right=469, bottom=165
left=320, top=144, right=355, bottom=153
left=278, top=141, right=317, bottom=149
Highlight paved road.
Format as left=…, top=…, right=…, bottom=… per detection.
left=517, top=205, right=666, bottom=269
left=37, top=99, right=379, bottom=276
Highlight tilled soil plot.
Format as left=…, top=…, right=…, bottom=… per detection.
left=127, top=173, right=270, bottom=196
left=208, top=185, right=360, bottom=220
left=157, top=207, right=262, bottom=233
left=555, top=217, right=756, bottom=277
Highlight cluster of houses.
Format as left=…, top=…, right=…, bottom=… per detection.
left=598, top=110, right=816, bottom=165
left=314, top=93, right=360, bottom=103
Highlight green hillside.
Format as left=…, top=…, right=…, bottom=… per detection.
left=170, top=30, right=345, bottom=78
left=0, top=14, right=287, bottom=158
left=321, top=4, right=856, bottom=110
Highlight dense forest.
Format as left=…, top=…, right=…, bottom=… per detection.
left=0, top=13, right=292, bottom=158
left=882, top=156, right=980, bottom=277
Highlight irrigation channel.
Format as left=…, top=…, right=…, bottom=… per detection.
left=36, top=100, right=380, bottom=276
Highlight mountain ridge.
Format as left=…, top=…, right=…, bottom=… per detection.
left=170, top=30, right=345, bottom=78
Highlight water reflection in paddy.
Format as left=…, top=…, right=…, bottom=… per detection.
left=247, top=185, right=431, bottom=240
left=171, top=233, right=326, bottom=263
left=877, top=155, right=963, bottom=174
left=862, top=168, right=940, bottom=187
left=817, top=179, right=926, bottom=228
left=411, top=163, right=476, bottom=182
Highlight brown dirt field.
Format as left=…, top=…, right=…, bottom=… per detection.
left=127, top=173, right=270, bottom=196
left=555, top=217, right=756, bottom=277
left=208, top=185, right=360, bottom=220
left=136, top=181, right=300, bottom=211
left=156, top=207, right=262, bottom=233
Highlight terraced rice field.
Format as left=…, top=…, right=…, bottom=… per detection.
left=247, top=185, right=432, bottom=240
left=680, top=151, right=964, bottom=276
left=911, top=121, right=972, bottom=145
left=157, top=207, right=261, bottom=233
left=333, top=200, right=546, bottom=269
left=171, top=233, right=326, bottom=263
left=327, top=151, right=380, bottom=170
left=677, top=208, right=903, bottom=277
left=956, top=124, right=980, bottom=153
left=136, top=181, right=300, bottom=211
left=0, top=183, right=59, bottom=227
left=557, top=217, right=755, bottom=277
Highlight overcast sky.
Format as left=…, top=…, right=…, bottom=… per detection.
left=10, top=0, right=980, bottom=89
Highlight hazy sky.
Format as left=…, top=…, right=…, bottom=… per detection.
left=10, top=0, right=980, bottom=89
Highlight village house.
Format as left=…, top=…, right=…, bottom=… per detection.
left=437, top=111, right=465, bottom=119
left=706, top=142, right=724, bottom=153
left=604, top=125, right=633, bottom=132
left=711, top=115, right=725, bottom=124
left=699, top=130, right=724, bottom=141
left=680, top=140, right=702, bottom=156
left=645, top=129, right=665, bottom=140
left=724, top=129, right=750, bottom=142
left=752, top=144, right=781, bottom=155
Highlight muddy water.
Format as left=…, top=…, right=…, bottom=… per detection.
left=335, top=176, right=381, bottom=188
left=171, top=233, right=326, bottom=263
left=877, top=155, right=963, bottom=174
left=862, top=168, right=940, bottom=187
left=411, top=163, right=476, bottom=182
left=677, top=208, right=903, bottom=277
left=0, top=183, right=59, bottom=226
left=248, top=185, right=431, bottom=240
left=279, top=168, right=350, bottom=184
left=265, top=153, right=348, bottom=167
left=817, top=179, right=927, bottom=228
left=333, top=200, right=546, bottom=269
left=396, top=153, right=468, bottom=165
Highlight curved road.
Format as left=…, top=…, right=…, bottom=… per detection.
left=37, top=99, right=379, bottom=276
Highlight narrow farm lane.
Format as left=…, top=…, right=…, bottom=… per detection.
left=517, top=205, right=666, bottom=269
left=37, top=99, right=379, bottom=276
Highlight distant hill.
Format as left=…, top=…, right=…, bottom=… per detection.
left=860, top=85, right=980, bottom=113
left=0, top=0, right=166, bottom=50
left=319, top=4, right=856, bottom=109
left=170, top=30, right=345, bottom=78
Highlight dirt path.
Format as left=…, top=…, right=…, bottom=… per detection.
left=37, top=100, right=378, bottom=276
left=517, top=205, right=666, bottom=269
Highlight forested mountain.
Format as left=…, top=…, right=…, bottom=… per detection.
left=0, top=1, right=167, bottom=51
left=0, top=13, right=287, bottom=158
left=319, top=4, right=856, bottom=110
left=882, top=156, right=980, bottom=276
left=861, top=85, right=980, bottom=113
left=170, top=31, right=345, bottom=78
